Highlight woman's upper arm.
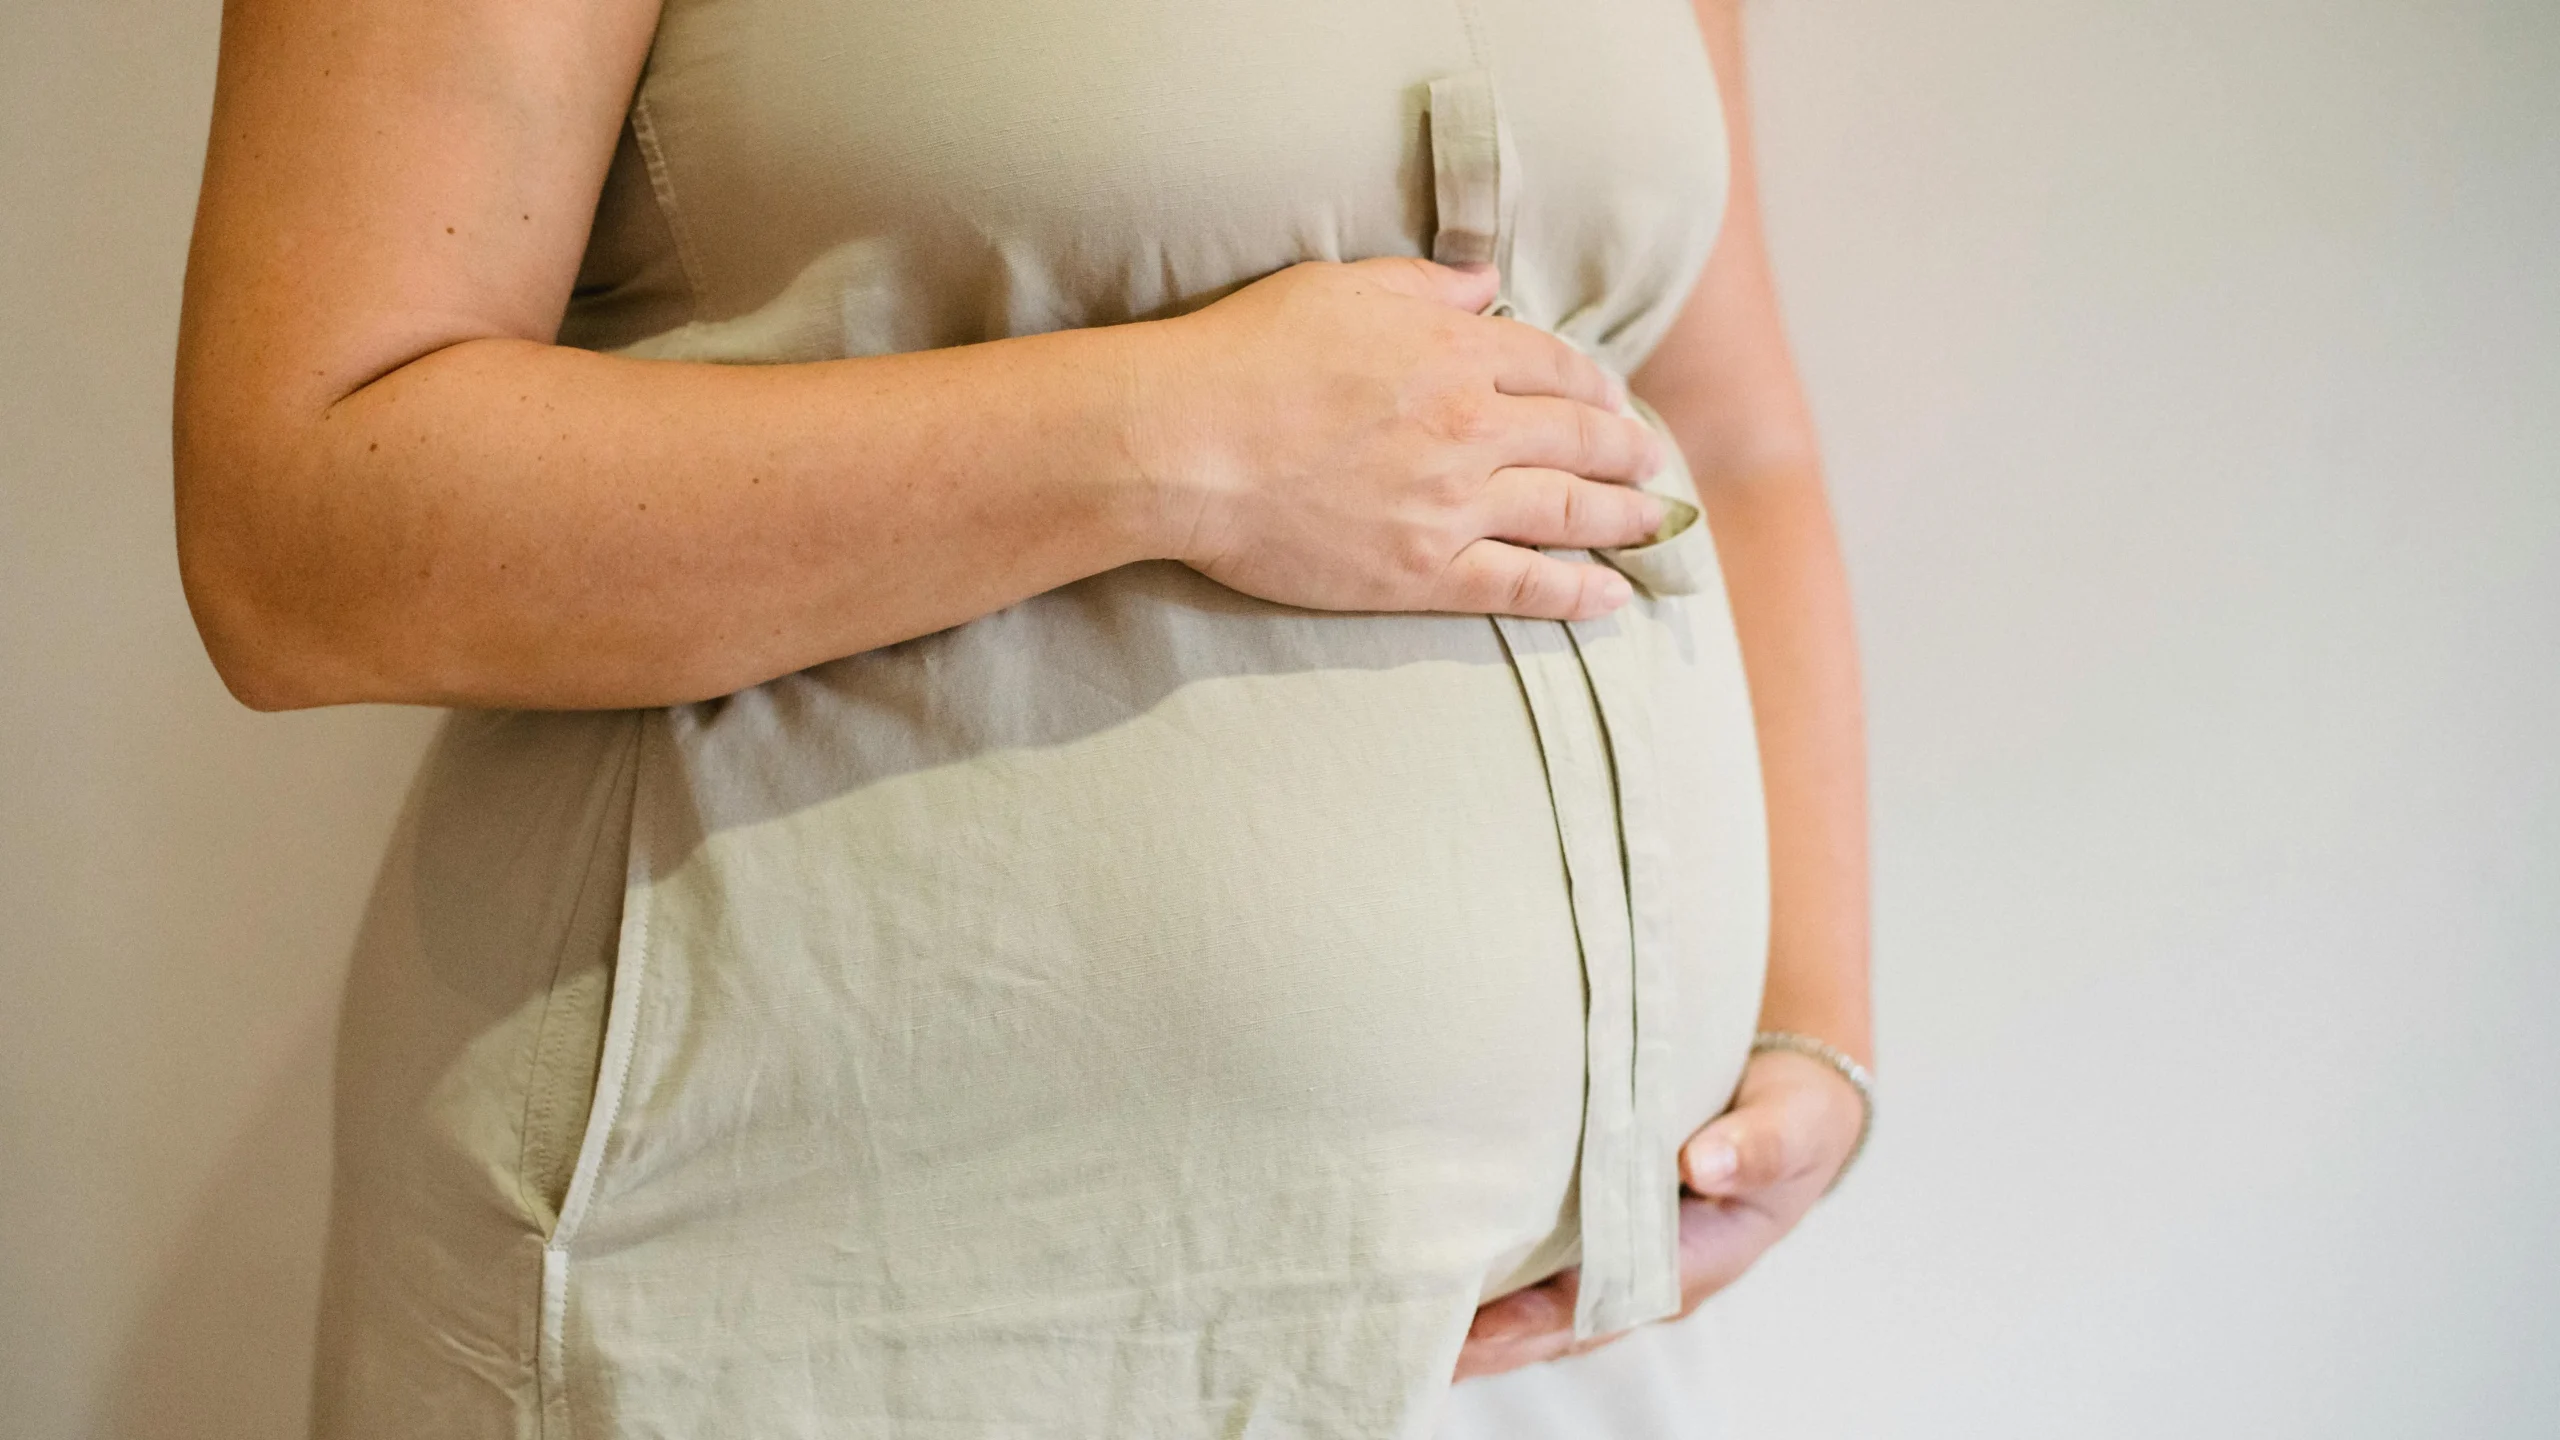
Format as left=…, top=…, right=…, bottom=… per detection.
left=176, top=0, right=660, bottom=448
left=1629, top=0, right=1821, bottom=480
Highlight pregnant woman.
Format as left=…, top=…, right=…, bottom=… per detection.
left=175, top=0, right=1872, bottom=1434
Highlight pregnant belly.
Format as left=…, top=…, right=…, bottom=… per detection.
left=553, top=557, right=1768, bottom=1428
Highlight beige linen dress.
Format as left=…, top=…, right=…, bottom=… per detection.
left=310, top=2, right=1768, bottom=1436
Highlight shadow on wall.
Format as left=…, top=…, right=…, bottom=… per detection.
left=94, top=1001, right=337, bottom=1440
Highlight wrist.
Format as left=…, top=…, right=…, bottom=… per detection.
left=1089, top=315, right=1227, bottom=566
left=1749, top=1030, right=1874, bottom=1191
left=1755, top=976, right=1873, bottom=1073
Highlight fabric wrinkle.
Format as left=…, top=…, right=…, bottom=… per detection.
left=314, top=5, right=1764, bottom=1435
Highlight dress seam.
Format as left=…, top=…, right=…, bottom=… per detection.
left=539, top=713, right=655, bottom=1440
left=511, top=718, right=640, bottom=1233
left=1565, top=614, right=1682, bottom=1327
left=1448, top=0, right=1491, bottom=75
left=628, top=88, right=709, bottom=327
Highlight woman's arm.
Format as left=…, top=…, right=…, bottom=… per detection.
left=178, top=0, right=1671, bottom=712
left=1456, top=0, right=1872, bottom=1377
left=1637, top=0, right=1873, bottom=1080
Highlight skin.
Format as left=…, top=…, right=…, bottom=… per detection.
left=175, top=0, right=1673, bottom=711
left=1453, top=0, right=1874, bottom=1380
left=178, top=0, right=1869, bottom=1393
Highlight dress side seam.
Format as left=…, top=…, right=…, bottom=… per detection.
left=629, top=90, right=710, bottom=326
left=539, top=712, right=655, bottom=1440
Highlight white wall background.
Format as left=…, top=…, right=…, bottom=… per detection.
left=3, top=1, right=2553, bottom=1436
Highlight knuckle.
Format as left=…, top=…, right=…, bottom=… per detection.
left=1737, top=1125, right=1792, bottom=1186
left=1548, top=339, right=1593, bottom=398
left=1429, top=311, right=1480, bottom=356
left=1570, top=403, right=1603, bottom=469
left=1575, top=565, right=1617, bottom=616
left=1416, top=459, right=1476, bottom=509
left=1429, top=543, right=1485, bottom=609
left=1505, top=559, right=1548, bottom=614
left=1553, top=477, right=1588, bottom=538
left=1393, top=528, right=1446, bottom=580
left=1433, top=391, right=1493, bottom=445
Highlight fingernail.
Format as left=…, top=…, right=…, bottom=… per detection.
left=1637, top=496, right=1669, bottom=535
left=1606, top=371, right=1630, bottom=411
left=1598, top=572, right=1633, bottom=609
left=1684, top=1139, right=1738, bottom=1190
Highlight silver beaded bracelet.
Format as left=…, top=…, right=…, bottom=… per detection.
left=1749, top=1030, right=1874, bottom=1193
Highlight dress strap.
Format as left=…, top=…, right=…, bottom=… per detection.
left=1427, top=70, right=1518, bottom=282
left=1430, top=68, right=1688, bottom=1339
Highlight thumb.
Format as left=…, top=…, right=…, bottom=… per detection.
left=1346, top=255, right=1501, bottom=311
left=1680, top=1101, right=1795, bottom=1199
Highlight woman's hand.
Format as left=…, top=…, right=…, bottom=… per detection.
left=178, top=0, right=1672, bottom=712
left=1136, top=257, right=1674, bottom=623
left=1451, top=1048, right=1866, bottom=1381
left=1448, top=0, right=1876, bottom=1390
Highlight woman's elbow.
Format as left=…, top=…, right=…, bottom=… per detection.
left=177, top=540, right=336, bottom=713
left=173, top=455, right=371, bottom=713
left=198, top=633, right=334, bottom=714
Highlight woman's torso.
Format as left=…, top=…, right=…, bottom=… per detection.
left=315, top=5, right=1768, bottom=1437
left=564, top=0, right=1722, bottom=371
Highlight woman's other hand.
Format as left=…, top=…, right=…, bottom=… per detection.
left=1450, top=1048, right=1866, bottom=1381
left=1134, top=257, right=1672, bottom=623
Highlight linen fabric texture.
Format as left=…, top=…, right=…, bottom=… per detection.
left=310, top=2, right=1769, bottom=1436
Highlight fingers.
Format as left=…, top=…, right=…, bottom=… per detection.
left=1477, top=316, right=1629, bottom=412
left=1431, top=538, right=1632, bottom=621
left=1664, top=1055, right=1872, bottom=1318
left=1453, top=1272, right=1595, bottom=1381
left=1683, top=1067, right=1846, bottom=1199
left=1672, top=1194, right=1788, bottom=1316
left=1480, top=467, right=1669, bottom=551
left=1685, top=1050, right=1868, bottom=1200
left=1341, top=255, right=1502, bottom=312
left=1464, top=1212, right=1786, bottom=1379
left=1474, top=319, right=1628, bottom=415
left=1336, top=258, right=1630, bottom=415
left=1470, top=1275, right=1576, bottom=1347
left=1483, top=394, right=1664, bottom=484
left=1681, top=1106, right=1802, bottom=1198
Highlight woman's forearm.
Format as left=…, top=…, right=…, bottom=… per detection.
left=172, top=0, right=1165, bottom=714
left=176, top=0, right=1677, bottom=714
left=174, top=0, right=1165, bottom=714
left=1694, top=467, right=1873, bottom=1064
left=177, top=327, right=1167, bottom=711
left=176, top=263, right=1667, bottom=716
left=1639, top=0, right=1872, bottom=1066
